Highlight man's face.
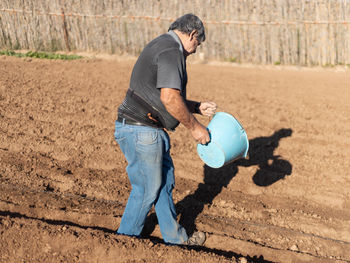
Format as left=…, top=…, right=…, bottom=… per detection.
left=183, top=31, right=201, bottom=56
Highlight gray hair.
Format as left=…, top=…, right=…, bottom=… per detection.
left=168, top=14, right=206, bottom=43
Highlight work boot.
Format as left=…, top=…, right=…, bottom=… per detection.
left=184, top=231, right=206, bottom=246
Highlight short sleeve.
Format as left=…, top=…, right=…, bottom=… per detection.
left=156, top=48, right=185, bottom=91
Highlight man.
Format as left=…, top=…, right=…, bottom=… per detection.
left=114, top=13, right=217, bottom=246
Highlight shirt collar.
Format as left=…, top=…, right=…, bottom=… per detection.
left=167, top=30, right=184, bottom=54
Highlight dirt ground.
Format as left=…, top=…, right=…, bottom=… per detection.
left=0, top=55, right=349, bottom=263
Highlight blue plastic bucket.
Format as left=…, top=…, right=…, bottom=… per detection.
left=197, top=112, right=249, bottom=168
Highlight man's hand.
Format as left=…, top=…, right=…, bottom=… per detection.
left=199, top=101, right=217, bottom=116
left=190, top=122, right=210, bottom=145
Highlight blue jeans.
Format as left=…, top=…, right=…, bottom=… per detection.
left=114, top=120, right=188, bottom=244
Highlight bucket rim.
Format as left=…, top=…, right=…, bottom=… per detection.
left=212, top=111, right=249, bottom=158
left=213, top=111, right=245, bottom=131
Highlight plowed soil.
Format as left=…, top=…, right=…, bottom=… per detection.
left=0, top=55, right=349, bottom=263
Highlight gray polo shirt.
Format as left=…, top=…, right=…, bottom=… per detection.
left=156, top=30, right=187, bottom=96
left=118, top=30, right=187, bottom=130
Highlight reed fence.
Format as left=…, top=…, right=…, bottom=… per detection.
left=1, top=0, right=350, bottom=65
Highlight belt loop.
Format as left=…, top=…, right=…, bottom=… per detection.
left=122, top=118, right=126, bottom=125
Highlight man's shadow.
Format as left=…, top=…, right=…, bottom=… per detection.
left=142, top=128, right=293, bottom=236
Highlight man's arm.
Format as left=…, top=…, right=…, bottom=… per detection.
left=160, top=88, right=210, bottom=144
left=186, top=100, right=217, bottom=116
left=185, top=100, right=201, bottom=114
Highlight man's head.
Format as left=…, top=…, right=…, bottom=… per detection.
left=169, top=14, right=206, bottom=56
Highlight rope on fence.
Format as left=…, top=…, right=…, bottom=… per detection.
left=1, top=8, right=350, bottom=25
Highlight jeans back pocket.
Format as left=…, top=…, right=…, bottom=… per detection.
left=136, top=130, right=158, bottom=145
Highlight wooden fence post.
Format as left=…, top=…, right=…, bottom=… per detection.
left=60, top=4, right=70, bottom=52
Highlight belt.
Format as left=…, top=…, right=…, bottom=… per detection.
left=117, top=116, right=161, bottom=128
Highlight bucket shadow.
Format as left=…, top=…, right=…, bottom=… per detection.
left=143, top=128, right=293, bottom=236
left=238, top=128, right=293, bottom=186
